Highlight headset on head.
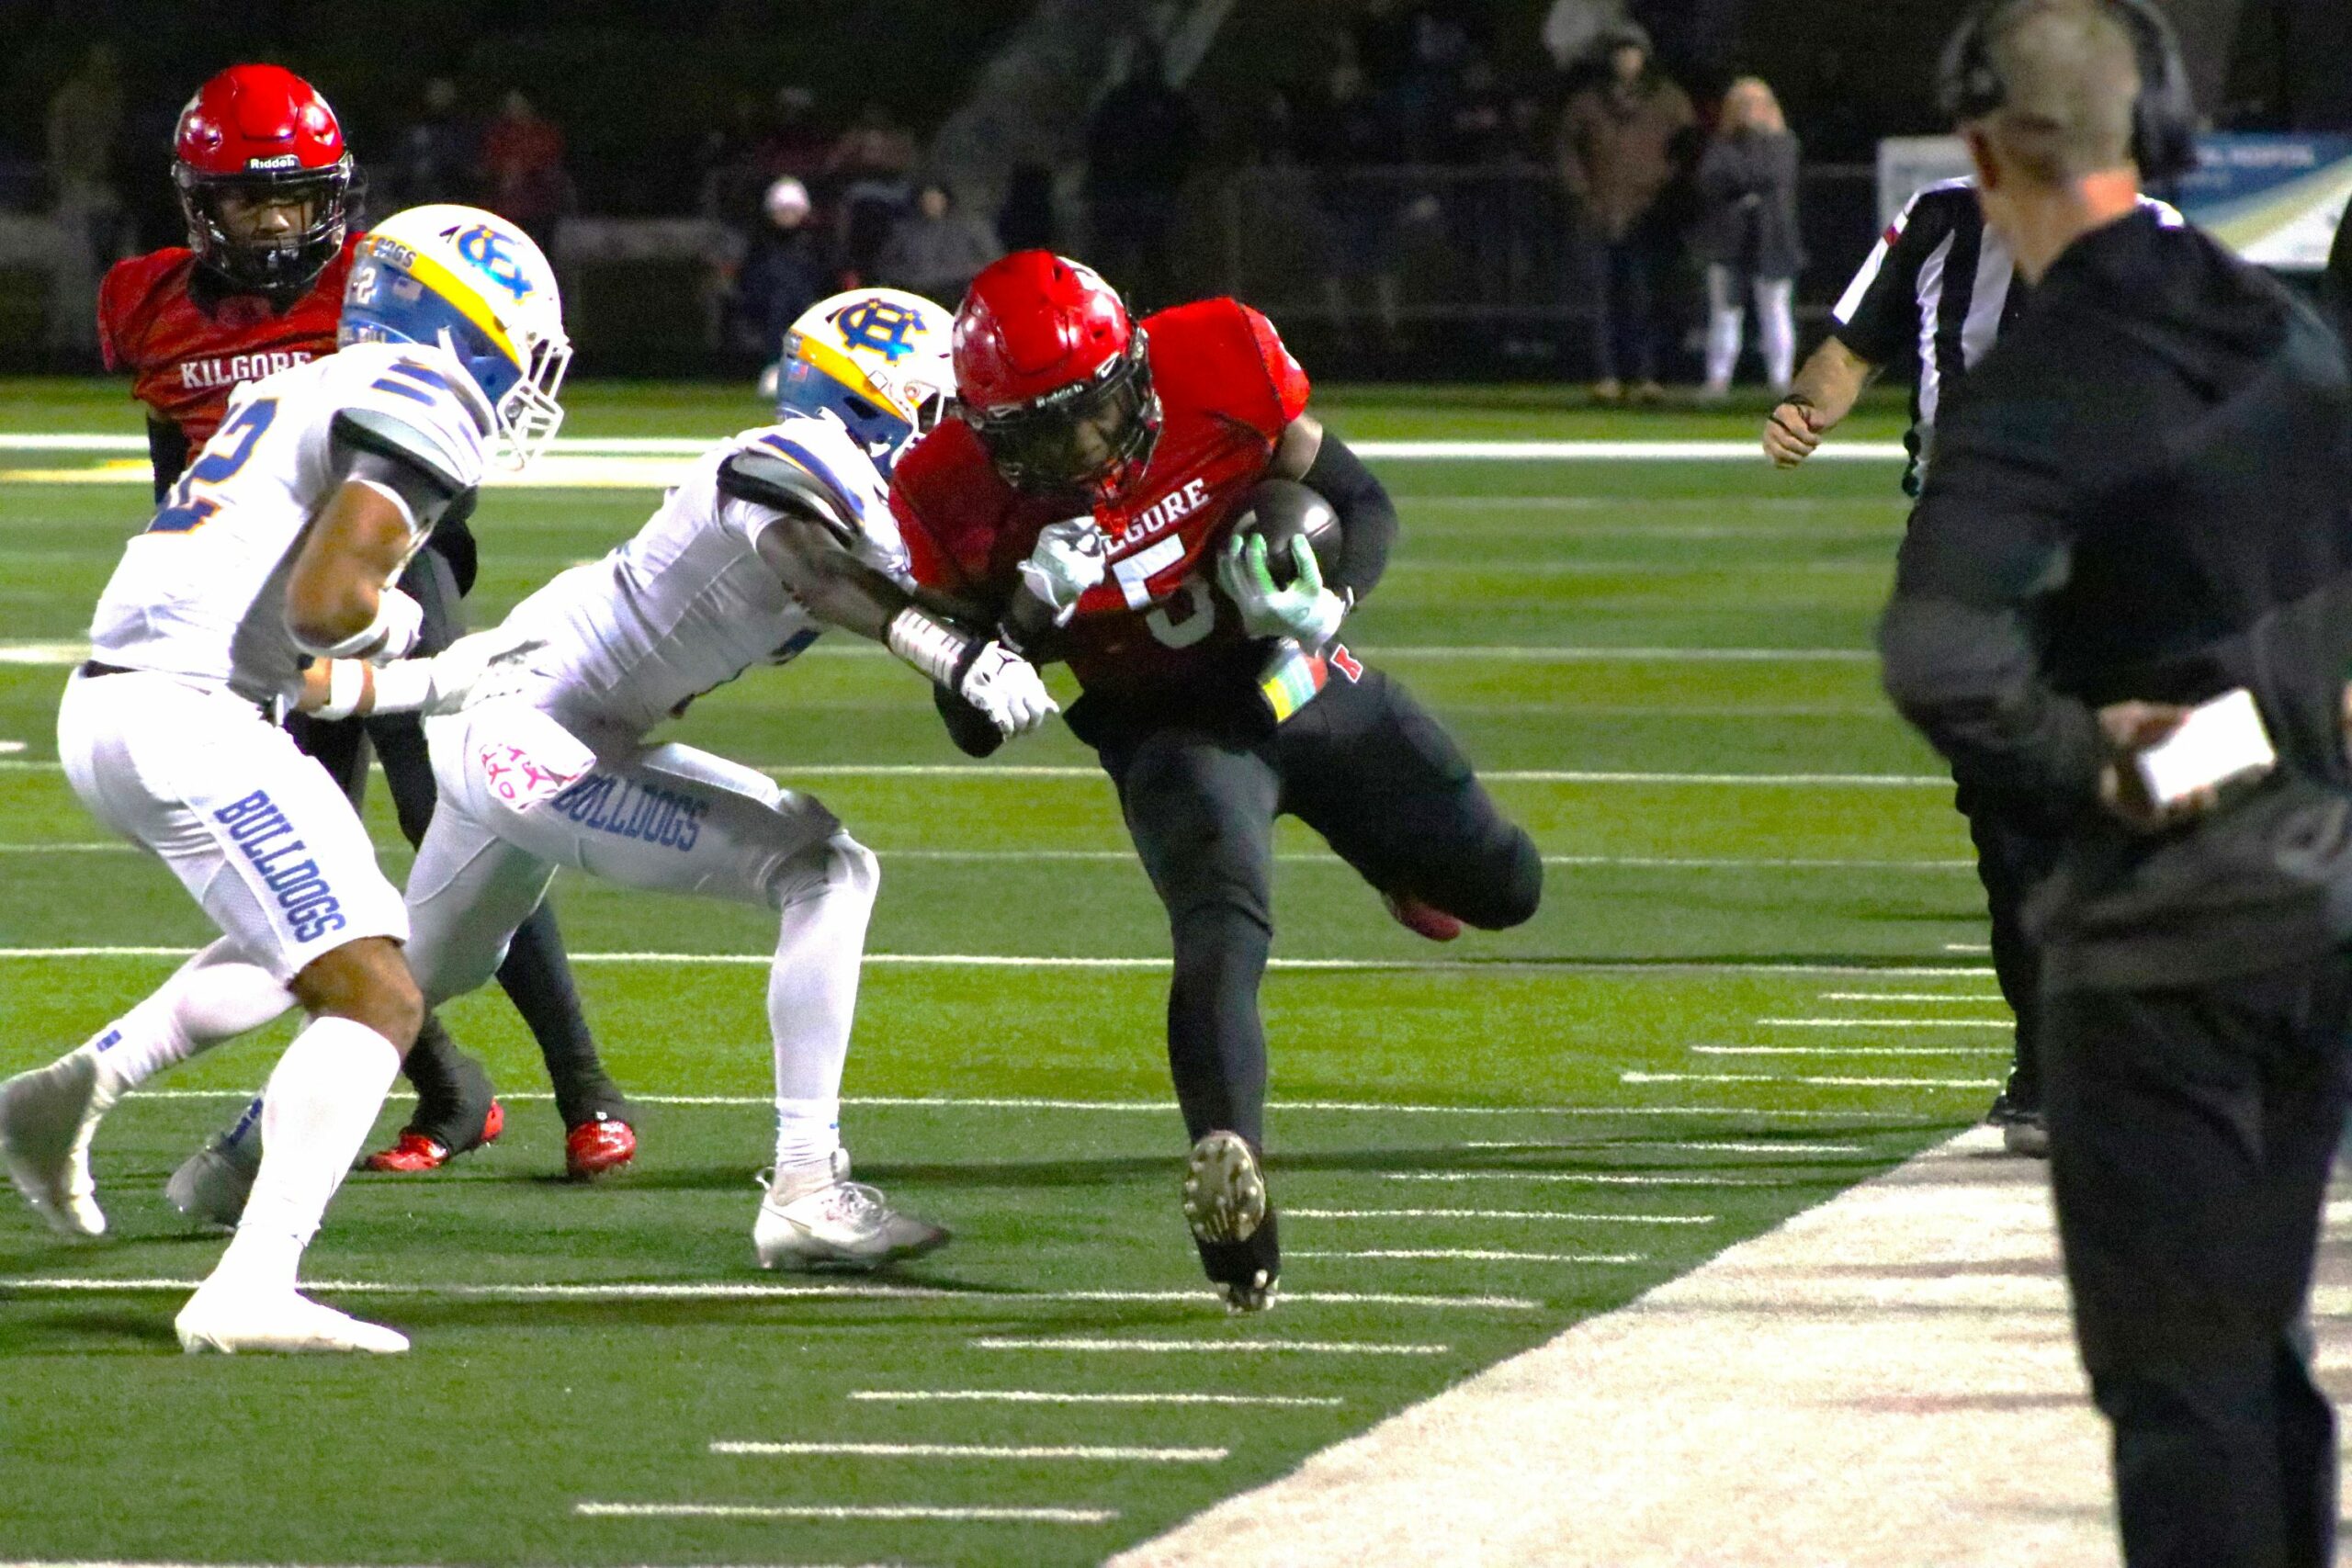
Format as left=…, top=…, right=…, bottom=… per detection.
left=1938, top=0, right=2199, bottom=183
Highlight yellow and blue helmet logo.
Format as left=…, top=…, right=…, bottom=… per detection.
left=776, top=288, right=956, bottom=473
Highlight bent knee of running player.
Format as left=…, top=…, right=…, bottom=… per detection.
left=1284, top=665, right=1543, bottom=930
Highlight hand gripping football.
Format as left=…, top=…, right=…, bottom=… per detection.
left=1227, top=479, right=1341, bottom=590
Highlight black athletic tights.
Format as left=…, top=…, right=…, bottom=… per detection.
left=286, top=547, right=626, bottom=1135
left=1091, top=662, right=1542, bottom=1149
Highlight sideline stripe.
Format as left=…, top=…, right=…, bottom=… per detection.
left=849, top=1390, right=1345, bottom=1408
left=1623, top=1070, right=1996, bottom=1089
left=0, top=950, right=2001, bottom=980
left=578, top=1501, right=1114, bottom=1524
left=1290, top=1209, right=1714, bottom=1225
left=1290, top=1249, right=1647, bottom=1264
left=975, top=1337, right=1451, bottom=1357
left=0, top=432, right=1906, bottom=462
left=711, top=1440, right=1226, bottom=1462
left=103, top=1089, right=1941, bottom=1122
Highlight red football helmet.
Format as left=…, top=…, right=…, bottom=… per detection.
left=174, top=64, right=355, bottom=295
left=953, top=250, right=1161, bottom=501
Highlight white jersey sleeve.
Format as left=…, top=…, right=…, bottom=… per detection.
left=500, top=414, right=902, bottom=739
left=87, top=341, right=492, bottom=705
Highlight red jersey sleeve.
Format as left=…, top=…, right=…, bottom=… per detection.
left=1238, top=303, right=1311, bottom=432
left=888, top=422, right=1021, bottom=599
left=94, top=255, right=151, bottom=375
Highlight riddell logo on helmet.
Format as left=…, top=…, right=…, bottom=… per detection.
left=244, top=153, right=303, bottom=171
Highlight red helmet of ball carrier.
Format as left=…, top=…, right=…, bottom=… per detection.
left=954, top=250, right=1161, bottom=502
left=174, top=64, right=355, bottom=296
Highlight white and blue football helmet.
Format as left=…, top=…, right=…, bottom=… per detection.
left=775, top=288, right=956, bottom=475
left=339, top=203, right=572, bottom=468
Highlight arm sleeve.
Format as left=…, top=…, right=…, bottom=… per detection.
left=1877, top=413, right=2103, bottom=806
left=1830, top=192, right=1941, bottom=367
left=338, top=446, right=468, bottom=534
left=1298, top=432, right=1397, bottom=603
left=718, top=446, right=858, bottom=547
left=146, top=416, right=189, bottom=503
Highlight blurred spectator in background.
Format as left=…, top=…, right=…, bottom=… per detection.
left=1083, top=39, right=1197, bottom=310
left=1696, top=75, right=1802, bottom=399
left=724, top=175, right=830, bottom=365
left=1306, top=58, right=1402, bottom=352
left=877, top=181, right=999, bottom=308
left=1557, top=21, right=1691, bottom=400
left=828, top=99, right=918, bottom=283
left=47, top=42, right=123, bottom=358
left=386, top=77, right=478, bottom=210
left=479, top=90, right=573, bottom=254
left=1543, top=0, right=1631, bottom=95
left=998, top=161, right=1057, bottom=253
left=761, top=87, right=831, bottom=186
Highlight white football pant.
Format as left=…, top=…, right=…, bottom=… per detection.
left=407, top=700, right=877, bottom=1167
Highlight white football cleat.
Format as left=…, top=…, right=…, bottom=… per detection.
left=753, top=1149, right=949, bottom=1271
left=175, top=1279, right=408, bottom=1355
left=0, top=1051, right=111, bottom=1236
left=164, top=1096, right=264, bottom=1228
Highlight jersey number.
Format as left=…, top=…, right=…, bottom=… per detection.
left=148, top=398, right=279, bottom=534
left=1143, top=576, right=1217, bottom=649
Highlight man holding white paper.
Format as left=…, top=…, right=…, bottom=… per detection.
left=1879, top=4, right=2352, bottom=1562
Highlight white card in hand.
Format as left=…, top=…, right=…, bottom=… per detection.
left=2134, top=687, right=2277, bottom=807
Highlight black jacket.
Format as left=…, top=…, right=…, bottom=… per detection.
left=1693, top=130, right=1804, bottom=279
left=1880, top=209, right=2352, bottom=990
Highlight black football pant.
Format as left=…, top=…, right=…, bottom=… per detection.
left=2044, top=953, right=2352, bottom=1568
left=286, top=547, right=627, bottom=1139
left=1955, top=782, right=2066, bottom=1108
left=1092, top=663, right=1542, bottom=1149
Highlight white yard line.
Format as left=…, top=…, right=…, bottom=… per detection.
left=710, top=1440, right=1226, bottom=1462
left=848, top=1391, right=1345, bottom=1408
left=1818, top=991, right=2006, bottom=1002
left=578, top=1501, right=1114, bottom=1524
left=0, top=432, right=1905, bottom=462
left=0, top=949, right=1998, bottom=981
left=1383, top=1173, right=1779, bottom=1188
left=1287, top=1209, right=1714, bottom=1225
left=1693, top=1044, right=2003, bottom=1058
left=1624, top=1070, right=1996, bottom=1089
left=55, top=1087, right=1948, bottom=1121
left=1758, top=1017, right=2013, bottom=1029
left=973, top=1337, right=1451, bottom=1357
left=0, top=1278, right=1529, bottom=1310
left=1290, top=1249, right=1647, bottom=1264
left=1106, top=1127, right=2146, bottom=1566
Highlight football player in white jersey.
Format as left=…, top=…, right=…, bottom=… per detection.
left=177, top=288, right=1060, bottom=1268
left=0, top=205, right=570, bottom=1353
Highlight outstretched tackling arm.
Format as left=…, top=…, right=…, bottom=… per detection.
left=719, top=446, right=1058, bottom=741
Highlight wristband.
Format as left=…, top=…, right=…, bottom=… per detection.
left=311, top=659, right=368, bottom=721
left=885, top=606, right=975, bottom=688
left=368, top=659, right=435, bottom=715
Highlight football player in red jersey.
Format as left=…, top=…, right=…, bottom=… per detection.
left=890, top=253, right=1543, bottom=1308
left=96, top=64, right=636, bottom=1181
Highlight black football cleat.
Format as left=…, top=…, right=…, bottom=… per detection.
left=1183, top=1131, right=1279, bottom=1313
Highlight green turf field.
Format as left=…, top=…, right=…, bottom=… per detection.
left=0, top=379, right=1989, bottom=1566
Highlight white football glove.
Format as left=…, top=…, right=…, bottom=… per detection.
left=368, top=627, right=548, bottom=717
left=1217, top=533, right=1347, bottom=648
left=1017, top=515, right=1110, bottom=624
left=363, top=587, right=427, bottom=663
left=956, top=640, right=1059, bottom=738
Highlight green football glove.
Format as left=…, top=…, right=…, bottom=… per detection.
left=1218, top=532, right=1346, bottom=648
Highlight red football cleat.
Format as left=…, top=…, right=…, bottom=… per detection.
left=1384, top=892, right=1464, bottom=942
left=566, top=1115, right=636, bottom=1180
left=362, top=1099, right=504, bottom=1173
left=364, top=1132, right=451, bottom=1173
